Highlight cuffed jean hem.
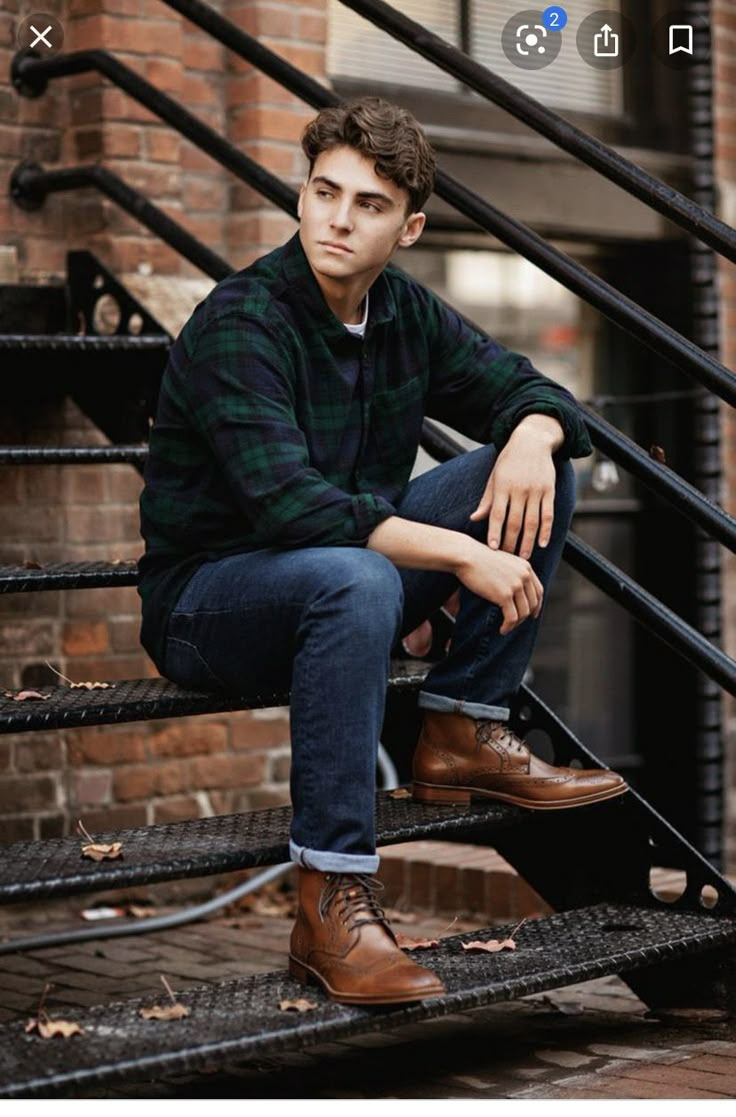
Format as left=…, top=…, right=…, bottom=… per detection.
left=289, top=840, right=380, bottom=875
left=418, top=690, right=510, bottom=721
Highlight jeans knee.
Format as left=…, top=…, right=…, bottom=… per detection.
left=316, top=549, right=404, bottom=636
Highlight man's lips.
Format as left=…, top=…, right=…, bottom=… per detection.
left=319, top=241, right=353, bottom=253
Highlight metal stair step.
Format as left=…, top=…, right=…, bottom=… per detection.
left=2, top=902, right=734, bottom=1097
left=0, top=666, right=427, bottom=734
left=0, top=561, right=139, bottom=592
left=0, top=792, right=524, bottom=903
left=0, top=333, right=169, bottom=352
left=0, top=447, right=147, bottom=465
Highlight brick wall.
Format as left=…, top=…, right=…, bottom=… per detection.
left=0, top=0, right=326, bottom=841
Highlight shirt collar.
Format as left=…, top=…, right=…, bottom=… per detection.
left=279, top=232, right=397, bottom=336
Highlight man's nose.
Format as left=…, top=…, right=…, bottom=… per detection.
left=330, top=200, right=353, bottom=231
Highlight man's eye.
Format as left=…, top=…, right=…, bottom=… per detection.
left=361, top=202, right=379, bottom=212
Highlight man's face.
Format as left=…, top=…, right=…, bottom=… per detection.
left=298, top=145, right=425, bottom=286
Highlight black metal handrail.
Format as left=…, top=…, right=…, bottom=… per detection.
left=11, top=48, right=297, bottom=220
left=10, top=162, right=231, bottom=281
left=11, top=45, right=736, bottom=408
left=338, top=0, right=736, bottom=265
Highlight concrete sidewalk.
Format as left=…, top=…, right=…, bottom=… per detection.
left=0, top=869, right=734, bottom=1099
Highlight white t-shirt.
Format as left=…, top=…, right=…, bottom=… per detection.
left=343, top=294, right=369, bottom=339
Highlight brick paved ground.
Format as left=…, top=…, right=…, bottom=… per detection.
left=0, top=871, right=735, bottom=1100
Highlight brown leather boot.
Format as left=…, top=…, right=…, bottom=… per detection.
left=413, top=710, right=627, bottom=809
left=289, top=868, right=445, bottom=1005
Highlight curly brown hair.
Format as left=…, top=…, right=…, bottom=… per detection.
left=301, top=96, right=436, bottom=214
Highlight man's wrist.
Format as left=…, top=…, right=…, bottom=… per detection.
left=509, top=413, right=565, bottom=452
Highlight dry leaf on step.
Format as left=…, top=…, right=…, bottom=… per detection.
left=25, top=1016, right=84, bottom=1039
left=462, top=937, right=517, bottom=953
left=388, top=788, right=412, bottom=799
left=3, top=689, right=50, bottom=701
left=139, top=1002, right=191, bottom=1021
left=396, top=933, right=440, bottom=950
left=279, top=998, right=318, bottom=1013
left=139, top=976, right=191, bottom=1021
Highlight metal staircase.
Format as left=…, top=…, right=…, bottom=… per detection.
left=2, top=0, right=736, bottom=1097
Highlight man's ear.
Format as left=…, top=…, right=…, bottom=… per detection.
left=397, top=211, right=426, bottom=249
left=297, top=181, right=307, bottom=219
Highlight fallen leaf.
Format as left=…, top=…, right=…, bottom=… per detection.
left=388, top=788, right=412, bottom=799
left=22, top=559, right=43, bottom=570
left=139, top=975, right=190, bottom=1021
left=81, top=840, right=123, bottom=862
left=139, top=1002, right=191, bottom=1020
left=396, top=933, right=440, bottom=950
left=70, top=681, right=114, bottom=690
left=25, top=1016, right=84, bottom=1038
left=279, top=997, right=318, bottom=1013
left=4, top=689, right=51, bottom=701
left=462, top=937, right=517, bottom=953
left=649, top=444, right=667, bottom=464
left=77, top=820, right=124, bottom=861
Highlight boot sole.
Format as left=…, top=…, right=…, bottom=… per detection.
left=411, top=779, right=629, bottom=810
left=288, top=955, right=445, bottom=1005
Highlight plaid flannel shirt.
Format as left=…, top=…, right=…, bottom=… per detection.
left=138, top=233, right=591, bottom=667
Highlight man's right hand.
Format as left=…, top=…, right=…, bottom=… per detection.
left=367, top=515, right=543, bottom=635
left=453, top=540, right=543, bottom=635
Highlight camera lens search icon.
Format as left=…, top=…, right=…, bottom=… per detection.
left=502, top=9, right=561, bottom=70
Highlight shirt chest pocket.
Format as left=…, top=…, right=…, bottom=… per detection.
left=367, top=378, right=425, bottom=468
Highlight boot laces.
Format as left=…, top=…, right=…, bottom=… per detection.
left=319, top=873, right=389, bottom=933
left=476, top=720, right=526, bottom=755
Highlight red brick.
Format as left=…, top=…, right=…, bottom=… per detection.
left=67, top=728, right=146, bottom=766
left=0, top=620, right=56, bottom=657
left=15, top=737, right=64, bottom=772
left=0, top=776, right=57, bottom=811
left=144, top=57, right=183, bottom=95
left=152, top=796, right=201, bottom=824
left=149, top=721, right=228, bottom=758
left=77, top=804, right=148, bottom=833
left=60, top=468, right=108, bottom=504
left=231, top=713, right=290, bottom=751
left=113, top=761, right=189, bottom=802
left=188, top=753, right=266, bottom=789
left=63, top=621, right=110, bottom=656
left=183, top=177, right=229, bottom=212
left=71, top=769, right=113, bottom=807
left=108, top=619, right=142, bottom=653
left=183, top=35, right=224, bottom=72
left=0, top=816, right=35, bottom=842
left=143, top=127, right=181, bottom=163
left=66, top=586, right=139, bottom=617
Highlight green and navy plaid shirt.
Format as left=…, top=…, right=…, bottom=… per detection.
left=138, top=232, right=591, bottom=667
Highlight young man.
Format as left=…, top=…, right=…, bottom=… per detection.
left=138, top=97, right=626, bottom=1006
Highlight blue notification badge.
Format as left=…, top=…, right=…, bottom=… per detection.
left=542, top=6, right=568, bottom=31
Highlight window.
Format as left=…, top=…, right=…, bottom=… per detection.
left=328, top=1, right=624, bottom=115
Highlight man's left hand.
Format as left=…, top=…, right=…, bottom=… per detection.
left=469, top=415, right=565, bottom=559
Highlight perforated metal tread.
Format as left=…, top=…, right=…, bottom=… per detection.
left=0, top=333, right=169, bottom=351
left=0, top=792, right=525, bottom=902
left=0, top=561, right=138, bottom=593
left=0, top=662, right=427, bottom=734
left=2, top=903, right=734, bottom=1097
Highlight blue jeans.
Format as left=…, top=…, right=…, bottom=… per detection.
left=163, top=445, right=575, bottom=873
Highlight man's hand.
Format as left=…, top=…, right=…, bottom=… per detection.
left=455, top=542, right=544, bottom=634
left=470, top=414, right=564, bottom=559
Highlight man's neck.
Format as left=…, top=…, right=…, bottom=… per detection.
left=309, top=267, right=379, bottom=325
